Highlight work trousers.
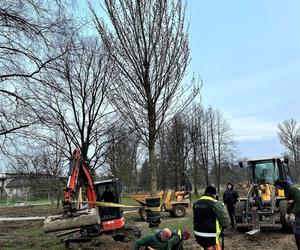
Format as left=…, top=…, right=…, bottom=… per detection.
left=226, top=204, right=235, bottom=228
left=195, top=235, right=221, bottom=250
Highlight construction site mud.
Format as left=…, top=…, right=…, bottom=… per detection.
left=0, top=206, right=297, bottom=249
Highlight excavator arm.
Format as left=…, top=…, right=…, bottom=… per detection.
left=44, top=148, right=142, bottom=243
left=44, top=148, right=99, bottom=233
left=63, top=148, right=96, bottom=213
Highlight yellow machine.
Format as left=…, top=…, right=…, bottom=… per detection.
left=132, top=171, right=192, bottom=219
left=162, top=189, right=191, bottom=217
left=236, top=157, right=293, bottom=233
left=132, top=189, right=191, bottom=220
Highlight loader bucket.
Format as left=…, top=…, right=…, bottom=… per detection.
left=44, top=208, right=100, bottom=233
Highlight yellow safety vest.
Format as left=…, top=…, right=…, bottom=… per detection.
left=194, top=196, right=222, bottom=244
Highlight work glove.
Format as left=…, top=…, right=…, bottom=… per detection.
left=182, top=230, right=191, bottom=240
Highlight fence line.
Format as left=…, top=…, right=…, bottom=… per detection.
left=0, top=190, right=60, bottom=206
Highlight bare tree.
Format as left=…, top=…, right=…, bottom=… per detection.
left=91, top=0, right=199, bottom=194
left=198, top=107, right=210, bottom=186
left=7, top=133, right=66, bottom=203
left=104, top=126, right=140, bottom=190
left=278, top=119, right=300, bottom=181
left=27, top=37, right=115, bottom=169
left=186, top=103, right=237, bottom=191
left=165, top=115, right=190, bottom=190
left=207, top=107, right=235, bottom=192
left=0, top=0, right=72, bottom=139
left=157, top=126, right=169, bottom=191
left=138, top=160, right=151, bottom=192
left=7, top=129, right=67, bottom=174
left=188, top=104, right=203, bottom=194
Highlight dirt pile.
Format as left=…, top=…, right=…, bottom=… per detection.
left=67, top=235, right=132, bottom=250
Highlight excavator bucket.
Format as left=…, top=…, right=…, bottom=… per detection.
left=44, top=208, right=100, bottom=233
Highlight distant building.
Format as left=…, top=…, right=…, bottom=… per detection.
left=0, top=173, right=16, bottom=199
left=0, top=173, right=8, bottom=198
left=0, top=173, right=65, bottom=200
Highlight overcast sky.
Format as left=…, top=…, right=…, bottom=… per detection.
left=187, top=1, right=300, bottom=158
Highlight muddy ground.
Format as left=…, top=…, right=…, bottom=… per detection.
left=0, top=205, right=297, bottom=250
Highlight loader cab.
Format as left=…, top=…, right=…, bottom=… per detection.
left=247, top=157, right=292, bottom=185
left=94, top=178, right=123, bottom=221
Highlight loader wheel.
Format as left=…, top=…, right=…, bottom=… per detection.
left=173, top=205, right=186, bottom=217
left=139, top=206, right=147, bottom=221
left=235, top=202, right=246, bottom=223
left=279, top=200, right=293, bottom=233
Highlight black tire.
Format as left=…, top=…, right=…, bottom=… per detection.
left=173, top=205, right=186, bottom=218
left=145, top=197, right=160, bottom=207
left=279, top=200, right=293, bottom=233
left=139, top=206, right=147, bottom=221
left=169, top=210, right=175, bottom=217
left=147, top=211, right=161, bottom=220
left=146, top=211, right=161, bottom=227
left=235, top=202, right=246, bottom=223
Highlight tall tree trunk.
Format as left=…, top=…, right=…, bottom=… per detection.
left=149, top=142, right=157, bottom=195
left=192, top=151, right=198, bottom=195
left=149, top=101, right=157, bottom=195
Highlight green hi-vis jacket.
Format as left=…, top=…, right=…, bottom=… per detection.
left=133, top=230, right=181, bottom=250
left=285, top=184, right=300, bottom=216
left=193, top=195, right=230, bottom=244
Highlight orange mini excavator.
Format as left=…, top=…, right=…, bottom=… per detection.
left=44, top=148, right=141, bottom=246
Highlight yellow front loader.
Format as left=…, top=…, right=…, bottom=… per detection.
left=235, top=157, right=293, bottom=234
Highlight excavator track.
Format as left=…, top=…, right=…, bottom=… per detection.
left=62, top=223, right=142, bottom=248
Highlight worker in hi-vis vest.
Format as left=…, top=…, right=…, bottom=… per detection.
left=193, top=186, right=230, bottom=250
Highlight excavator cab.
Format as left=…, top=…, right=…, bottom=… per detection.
left=94, top=178, right=123, bottom=221
left=236, top=157, right=293, bottom=233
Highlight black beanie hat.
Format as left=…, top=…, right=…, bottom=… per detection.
left=205, top=186, right=217, bottom=195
